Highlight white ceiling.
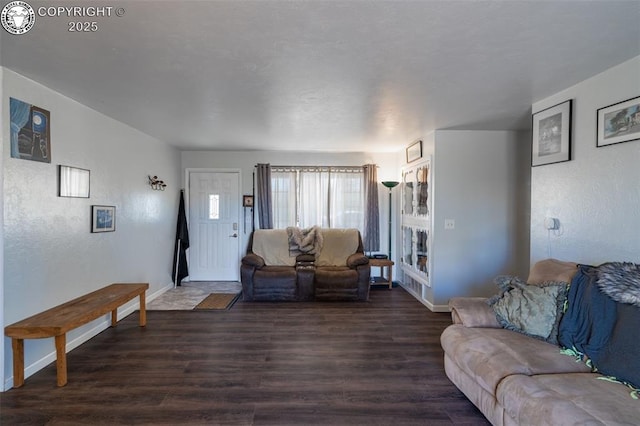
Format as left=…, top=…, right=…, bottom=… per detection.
left=2, top=1, right=640, bottom=152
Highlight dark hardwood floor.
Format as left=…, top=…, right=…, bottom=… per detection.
left=1, top=287, right=489, bottom=425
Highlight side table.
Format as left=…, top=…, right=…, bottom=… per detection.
left=369, top=258, right=394, bottom=289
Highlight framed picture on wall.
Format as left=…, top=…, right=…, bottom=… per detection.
left=531, top=99, right=572, bottom=167
left=597, top=95, right=640, bottom=147
left=243, top=195, right=254, bottom=207
left=58, top=165, right=90, bottom=197
left=9, top=98, right=51, bottom=163
left=406, top=140, right=422, bottom=163
left=91, top=205, right=116, bottom=233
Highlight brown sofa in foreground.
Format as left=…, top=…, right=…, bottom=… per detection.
left=441, top=259, right=640, bottom=425
left=241, top=228, right=370, bottom=301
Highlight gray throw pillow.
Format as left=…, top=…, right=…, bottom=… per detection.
left=488, top=275, right=568, bottom=345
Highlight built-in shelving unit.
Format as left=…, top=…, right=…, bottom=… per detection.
left=400, top=158, right=431, bottom=304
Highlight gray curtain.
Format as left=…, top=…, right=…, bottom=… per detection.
left=256, top=163, right=273, bottom=229
left=363, top=164, right=380, bottom=252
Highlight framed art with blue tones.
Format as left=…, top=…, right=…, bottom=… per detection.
left=10, top=97, right=51, bottom=163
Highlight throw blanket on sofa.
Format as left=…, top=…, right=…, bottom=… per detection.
left=597, top=262, right=640, bottom=307
left=286, top=226, right=323, bottom=257
left=558, top=263, right=640, bottom=388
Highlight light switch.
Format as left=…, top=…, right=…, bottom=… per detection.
left=444, top=219, right=455, bottom=230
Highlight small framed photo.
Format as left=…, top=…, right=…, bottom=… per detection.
left=597, top=95, right=640, bottom=147
left=406, top=140, right=422, bottom=163
left=243, top=195, right=254, bottom=207
left=531, top=100, right=572, bottom=167
left=91, top=205, right=116, bottom=233
left=59, top=165, right=90, bottom=198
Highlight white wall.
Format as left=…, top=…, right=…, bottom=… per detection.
left=0, top=66, right=5, bottom=388
left=182, top=150, right=399, bottom=269
left=405, top=130, right=530, bottom=308
left=2, top=68, right=181, bottom=390
left=530, top=56, right=640, bottom=265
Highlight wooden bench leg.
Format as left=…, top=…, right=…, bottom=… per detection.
left=55, top=334, right=68, bottom=387
left=111, top=309, right=118, bottom=327
left=139, top=291, right=147, bottom=327
left=12, top=338, right=25, bottom=388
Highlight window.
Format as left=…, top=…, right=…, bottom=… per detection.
left=208, top=194, right=220, bottom=219
left=271, top=166, right=364, bottom=233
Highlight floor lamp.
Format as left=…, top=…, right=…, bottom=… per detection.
left=381, top=181, right=399, bottom=260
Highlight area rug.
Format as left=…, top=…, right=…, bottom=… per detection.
left=194, top=293, right=241, bottom=310
left=146, top=282, right=242, bottom=310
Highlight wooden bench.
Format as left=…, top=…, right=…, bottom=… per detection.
left=4, top=283, right=149, bottom=388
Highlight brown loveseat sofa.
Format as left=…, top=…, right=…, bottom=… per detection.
left=241, top=228, right=370, bottom=301
left=440, top=259, right=640, bottom=425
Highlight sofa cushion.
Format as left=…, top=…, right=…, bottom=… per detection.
left=440, top=325, right=591, bottom=397
left=527, top=258, right=577, bottom=285
left=316, top=229, right=360, bottom=267
left=253, top=266, right=297, bottom=300
left=498, top=373, right=640, bottom=426
left=488, top=278, right=568, bottom=344
left=315, top=266, right=358, bottom=284
left=314, top=266, right=360, bottom=300
left=443, top=354, right=506, bottom=426
left=252, top=229, right=296, bottom=266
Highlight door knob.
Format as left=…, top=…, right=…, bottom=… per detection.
left=229, top=233, right=238, bottom=238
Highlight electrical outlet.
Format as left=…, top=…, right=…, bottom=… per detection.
left=444, top=219, right=455, bottom=230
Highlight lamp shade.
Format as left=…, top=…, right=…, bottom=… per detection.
left=381, top=181, right=399, bottom=189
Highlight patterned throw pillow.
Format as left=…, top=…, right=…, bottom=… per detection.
left=488, top=275, right=568, bottom=345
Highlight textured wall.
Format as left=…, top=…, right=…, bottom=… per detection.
left=530, top=56, right=640, bottom=265
left=0, top=66, right=5, bottom=388
left=430, top=130, right=530, bottom=307
left=2, top=69, right=180, bottom=389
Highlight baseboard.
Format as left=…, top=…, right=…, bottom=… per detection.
left=3, top=282, right=172, bottom=391
left=147, top=283, right=173, bottom=302
left=399, top=283, right=450, bottom=313
left=418, top=298, right=450, bottom=313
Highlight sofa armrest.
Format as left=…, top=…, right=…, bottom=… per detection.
left=449, top=297, right=501, bottom=328
left=347, top=253, right=369, bottom=268
left=242, top=253, right=265, bottom=269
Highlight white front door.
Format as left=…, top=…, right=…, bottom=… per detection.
left=188, top=171, right=241, bottom=281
